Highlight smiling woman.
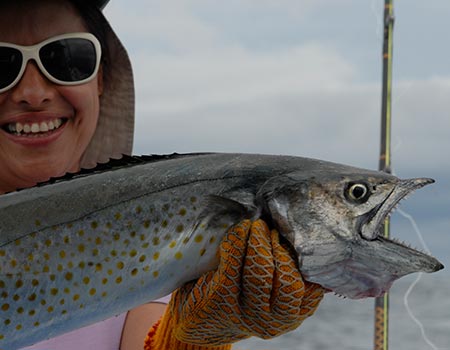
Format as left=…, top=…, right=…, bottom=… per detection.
left=0, top=0, right=133, bottom=194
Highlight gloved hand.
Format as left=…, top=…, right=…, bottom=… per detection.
left=144, top=219, right=325, bottom=350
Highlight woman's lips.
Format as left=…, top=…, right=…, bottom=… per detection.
left=1, top=117, right=68, bottom=146
left=4, top=118, right=64, bottom=134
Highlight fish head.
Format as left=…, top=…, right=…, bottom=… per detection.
left=257, top=169, right=444, bottom=299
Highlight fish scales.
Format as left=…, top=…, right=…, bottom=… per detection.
left=0, top=153, right=443, bottom=349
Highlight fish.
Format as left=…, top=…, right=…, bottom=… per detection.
left=0, top=153, right=443, bottom=349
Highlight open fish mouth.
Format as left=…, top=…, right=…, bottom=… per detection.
left=359, top=178, right=435, bottom=241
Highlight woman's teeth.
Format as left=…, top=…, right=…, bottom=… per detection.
left=6, top=119, right=64, bottom=135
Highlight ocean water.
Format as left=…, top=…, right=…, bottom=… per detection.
left=236, top=273, right=450, bottom=350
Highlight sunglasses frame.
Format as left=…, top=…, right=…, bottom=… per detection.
left=0, top=32, right=102, bottom=94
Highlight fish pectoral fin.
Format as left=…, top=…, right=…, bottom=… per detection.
left=192, top=195, right=258, bottom=234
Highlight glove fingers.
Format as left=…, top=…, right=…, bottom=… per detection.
left=173, top=220, right=253, bottom=345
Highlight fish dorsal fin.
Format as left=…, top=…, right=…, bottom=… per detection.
left=13, top=153, right=208, bottom=192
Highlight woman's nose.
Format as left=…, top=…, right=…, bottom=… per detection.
left=10, top=61, right=56, bottom=107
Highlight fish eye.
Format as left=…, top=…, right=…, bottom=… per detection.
left=346, top=183, right=370, bottom=203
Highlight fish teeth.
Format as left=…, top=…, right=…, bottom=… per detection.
left=5, top=118, right=65, bottom=135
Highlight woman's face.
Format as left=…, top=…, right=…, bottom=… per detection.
left=0, top=0, right=102, bottom=193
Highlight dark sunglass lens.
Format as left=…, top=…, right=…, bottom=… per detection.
left=40, top=38, right=97, bottom=82
left=0, top=47, right=22, bottom=89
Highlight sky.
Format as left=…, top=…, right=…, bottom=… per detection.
left=103, top=1, right=449, bottom=272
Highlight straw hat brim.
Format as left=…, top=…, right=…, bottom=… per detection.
left=79, top=1, right=135, bottom=168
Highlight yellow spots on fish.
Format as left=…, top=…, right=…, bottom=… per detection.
left=78, top=261, right=86, bottom=269
left=0, top=250, right=4, bottom=257
left=12, top=295, right=20, bottom=302
left=92, top=248, right=99, bottom=257
left=136, top=205, right=143, bottom=214
left=190, top=196, right=197, bottom=203
left=178, top=208, right=187, bottom=216
left=10, top=259, right=17, bottom=268
left=59, top=250, right=66, bottom=259
left=143, top=220, right=151, bottom=229
left=102, top=291, right=108, bottom=297
left=1, top=303, right=10, bottom=311
left=141, top=242, right=150, bottom=249
left=153, top=271, right=159, bottom=278
left=42, top=265, right=50, bottom=273
left=153, top=252, right=160, bottom=261
left=161, top=220, right=168, bottom=228
left=116, top=276, right=123, bottom=284
left=73, top=294, right=80, bottom=301
left=78, top=229, right=85, bottom=237
left=91, top=221, right=98, bottom=229
left=110, top=249, right=118, bottom=257
left=47, top=306, right=54, bottom=313
left=35, top=219, right=41, bottom=227
left=83, top=277, right=90, bottom=285
left=163, top=234, right=171, bottom=241
left=176, top=224, right=184, bottom=233
left=113, top=233, right=121, bottom=241
left=209, top=236, right=216, bottom=244
left=162, top=204, right=170, bottom=212
left=15, top=280, right=23, bottom=289
left=89, top=288, right=96, bottom=296
left=28, top=293, right=37, bottom=302
left=194, top=234, right=204, bottom=243
left=129, top=249, right=137, bottom=258
left=78, top=244, right=85, bottom=253
left=95, top=237, right=102, bottom=245
left=32, top=279, right=39, bottom=287
left=102, top=278, right=108, bottom=285
left=45, top=239, right=52, bottom=247
left=139, top=255, right=146, bottom=263
left=14, top=239, right=21, bottom=246
left=95, top=263, right=103, bottom=272
left=200, top=248, right=206, bottom=257
left=106, top=222, right=113, bottom=229
left=16, top=324, right=23, bottom=330
left=116, top=261, right=125, bottom=270
left=107, top=269, right=113, bottom=276
left=175, top=252, right=183, bottom=260
left=169, top=241, right=176, bottom=248
left=50, top=288, right=58, bottom=296
left=152, top=237, right=160, bottom=246
left=131, top=268, right=138, bottom=276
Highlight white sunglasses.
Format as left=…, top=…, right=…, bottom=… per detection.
left=0, top=32, right=102, bottom=93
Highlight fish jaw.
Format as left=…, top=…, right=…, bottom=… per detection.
left=300, top=236, right=444, bottom=299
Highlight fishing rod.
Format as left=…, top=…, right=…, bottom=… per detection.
left=374, top=1, right=394, bottom=350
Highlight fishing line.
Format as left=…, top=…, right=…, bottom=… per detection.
left=397, top=208, right=441, bottom=350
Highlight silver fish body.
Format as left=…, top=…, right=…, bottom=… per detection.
left=0, top=153, right=443, bottom=349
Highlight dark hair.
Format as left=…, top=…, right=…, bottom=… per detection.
left=69, top=0, right=111, bottom=87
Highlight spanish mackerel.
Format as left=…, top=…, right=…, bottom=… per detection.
left=0, top=153, right=443, bottom=349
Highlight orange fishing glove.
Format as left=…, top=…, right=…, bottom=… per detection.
left=144, top=219, right=325, bottom=350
